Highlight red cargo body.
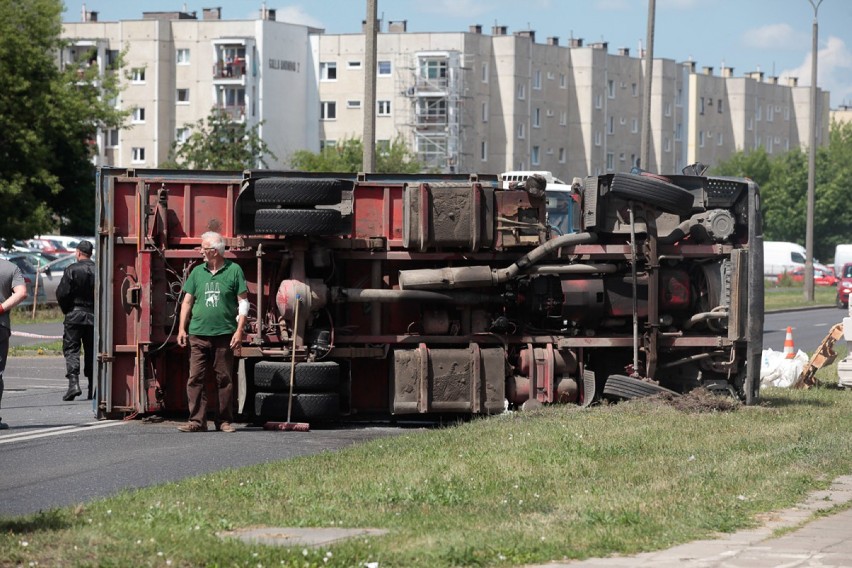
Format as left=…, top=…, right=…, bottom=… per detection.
left=94, top=168, right=763, bottom=422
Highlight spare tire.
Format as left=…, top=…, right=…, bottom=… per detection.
left=253, top=361, right=340, bottom=393
left=254, top=178, right=342, bottom=206
left=254, top=209, right=342, bottom=235
left=609, top=173, right=694, bottom=216
left=255, top=392, right=340, bottom=420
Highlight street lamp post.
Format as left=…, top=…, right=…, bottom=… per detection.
left=639, top=0, right=656, bottom=172
left=804, top=0, right=823, bottom=301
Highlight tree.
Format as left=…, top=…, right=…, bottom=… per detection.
left=714, top=121, right=852, bottom=261
left=290, top=136, right=425, bottom=173
left=0, top=0, right=127, bottom=242
left=161, top=108, right=276, bottom=170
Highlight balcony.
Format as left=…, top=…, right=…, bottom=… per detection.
left=213, top=59, right=247, bottom=80
left=215, top=105, right=246, bottom=122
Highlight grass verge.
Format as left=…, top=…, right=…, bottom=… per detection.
left=764, top=285, right=836, bottom=311
left=2, top=365, right=851, bottom=567
left=8, top=340, right=63, bottom=357
left=9, top=305, right=63, bottom=325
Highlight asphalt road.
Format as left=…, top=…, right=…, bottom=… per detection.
left=0, top=306, right=846, bottom=519
left=0, top=356, right=410, bottom=518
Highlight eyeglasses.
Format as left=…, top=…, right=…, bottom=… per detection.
left=201, top=247, right=217, bottom=253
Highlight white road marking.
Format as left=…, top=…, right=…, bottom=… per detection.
left=0, top=421, right=127, bottom=445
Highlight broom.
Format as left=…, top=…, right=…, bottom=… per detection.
left=264, top=294, right=310, bottom=432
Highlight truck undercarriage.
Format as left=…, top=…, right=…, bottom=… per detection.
left=95, top=168, right=763, bottom=422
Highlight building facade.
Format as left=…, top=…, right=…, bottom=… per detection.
left=62, top=10, right=830, bottom=178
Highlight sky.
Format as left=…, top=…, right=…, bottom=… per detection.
left=64, top=0, right=852, bottom=108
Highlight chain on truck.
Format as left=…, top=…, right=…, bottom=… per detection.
left=93, top=165, right=764, bottom=423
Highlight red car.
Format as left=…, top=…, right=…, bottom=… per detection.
left=777, top=266, right=837, bottom=287
left=837, top=263, right=852, bottom=308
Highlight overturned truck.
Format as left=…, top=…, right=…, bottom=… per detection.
left=94, top=167, right=763, bottom=422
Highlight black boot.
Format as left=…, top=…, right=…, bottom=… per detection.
left=86, top=377, right=93, bottom=400
left=63, top=375, right=82, bottom=401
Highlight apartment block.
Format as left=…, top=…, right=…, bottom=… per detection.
left=62, top=7, right=319, bottom=168
left=62, top=10, right=830, bottom=178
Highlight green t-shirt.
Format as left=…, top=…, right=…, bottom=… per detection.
left=183, top=260, right=248, bottom=336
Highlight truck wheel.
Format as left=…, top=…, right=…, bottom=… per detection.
left=255, top=392, right=340, bottom=420
left=254, top=178, right=342, bottom=206
left=609, top=173, right=695, bottom=216
left=602, top=374, right=680, bottom=400
left=253, top=361, right=340, bottom=393
left=254, top=209, right=342, bottom=235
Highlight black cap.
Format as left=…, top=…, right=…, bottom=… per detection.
left=76, top=240, right=94, bottom=255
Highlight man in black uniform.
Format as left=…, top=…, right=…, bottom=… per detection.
left=57, top=240, right=96, bottom=401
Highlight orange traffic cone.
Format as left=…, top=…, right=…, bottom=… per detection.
left=783, top=326, right=796, bottom=359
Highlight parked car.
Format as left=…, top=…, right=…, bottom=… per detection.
left=0, top=253, right=48, bottom=307
left=837, top=263, right=852, bottom=308
left=777, top=266, right=837, bottom=287
left=38, top=254, right=79, bottom=304
left=25, top=238, right=72, bottom=255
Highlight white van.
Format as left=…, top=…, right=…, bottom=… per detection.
left=764, top=241, right=831, bottom=278
left=501, top=171, right=579, bottom=234
left=834, top=244, right=852, bottom=276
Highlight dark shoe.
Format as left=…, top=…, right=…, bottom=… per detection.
left=87, top=377, right=93, bottom=400
left=216, top=422, right=236, bottom=433
left=62, top=375, right=82, bottom=402
left=0, top=421, right=8, bottom=430
left=177, top=422, right=208, bottom=432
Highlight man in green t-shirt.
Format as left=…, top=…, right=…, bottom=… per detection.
left=176, top=231, right=248, bottom=433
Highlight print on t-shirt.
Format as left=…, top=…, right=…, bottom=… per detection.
left=204, top=282, right=220, bottom=307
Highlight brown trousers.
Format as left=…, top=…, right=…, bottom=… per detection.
left=186, top=334, right=234, bottom=426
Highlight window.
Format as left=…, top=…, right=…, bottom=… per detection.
left=675, top=123, right=682, bottom=141
left=632, top=83, right=638, bottom=96
left=347, top=100, right=361, bottom=109
left=607, top=116, right=614, bottom=135
left=131, top=68, right=145, bottom=83
left=559, top=111, right=567, bottom=126
left=756, top=105, right=762, bottom=121
left=320, top=139, right=337, bottom=151
left=747, top=118, right=753, bottom=131
left=378, top=60, right=392, bottom=76
left=558, top=147, right=565, bottom=163
left=177, top=89, right=189, bottom=103
left=595, top=95, right=602, bottom=109
left=480, top=140, right=487, bottom=161
left=517, top=83, right=526, bottom=100
left=606, top=152, right=614, bottom=171
left=533, top=108, right=541, bottom=128
left=517, top=123, right=525, bottom=139
left=595, top=131, right=602, bottom=146
left=676, top=88, right=683, bottom=106
left=347, top=60, right=362, bottom=69
left=531, top=146, right=540, bottom=165
left=106, top=129, right=119, bottom=148
left=175, top=127, right=189, bottom=144
left=664, top=137, right=671, bottom=152
left=533, top=70, right=542, bottom=90
left=631, top=118, right=638, bottom=133
left=481, top=62, right=489, bottom=83
left=717, top=99, right=723, bottom=113
left=699, top=130, right=705, bottom=147
left=664, top=102, right=671, bottom=117
left=699, top=97, right=705, bottom=115
left=619, top=152, right=625, bottom=162
left=767, top=106, right=774, bottom=122
left=377, top=100, right=391, bottom=115
left=131, top=147, right=145, bottom=163
left=106, top=49, right=119, bottom=69
left=481, top=101, right=488, bottom=122
left=607, top=80, right=615, bottom=98
left=176, top=49, right=190, bottom=65
left=718, top=133, right=724, bottom=146
left=420, top=59, right=446, bottom=80
left=377, top=140, right=390, bottom=153
left=132, top=107, right=145, bottom=123
left=559, top=73, right=566, bottom=88
left=320, top=62, right=337, bottom=81
left=320, top=101, right=336, bottom=120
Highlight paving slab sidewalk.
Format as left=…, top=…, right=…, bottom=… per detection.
left=528, top=475, right=852, bottom=568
